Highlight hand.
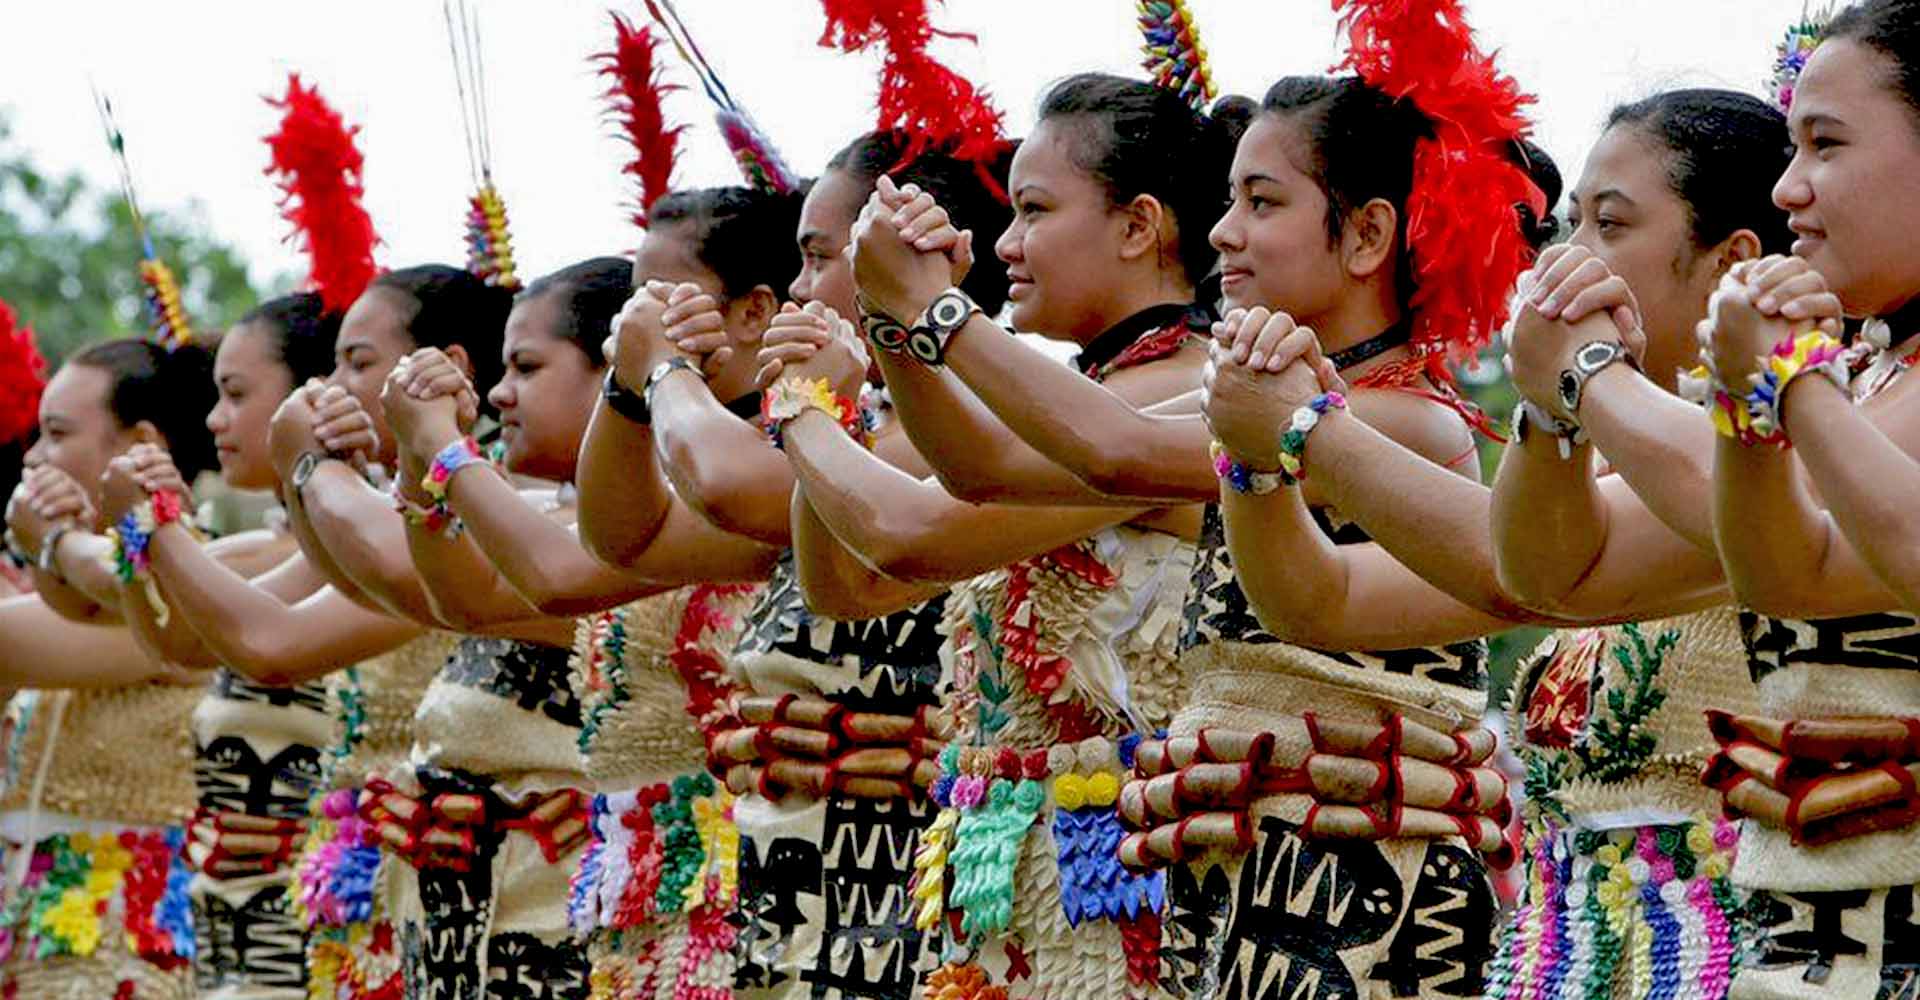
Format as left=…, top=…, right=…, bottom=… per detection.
left=269, top=380, right=328, bottom=478
left=1704, top=272, right=1797, bottom=389
left=887, top=180, right=974, bottom=289
left=767, top=303, right=869, bottom=402
left=100, top=452, right=151, bottom=522
left=609, top=284, right=674, bottom=392
left=311, top=385, right=382, bottom=465
left=1521, top=244, right=1644, bottom=351
left=1202, top=312, right=1330, bottom=466
left=100, top=444, right=192, bottom=523
left=651, top=281, right=734, bottom=379
left=377, top=365, right=459, bottom=462
left=1737, top=254, right=1843, bottom=334
left=757, top=302, right=842, bottom=387
left=851, top=176, right=956, bottom=322
left=391, top=348, right=480, bottom=426
left=20, top=464, right=96, bottom=534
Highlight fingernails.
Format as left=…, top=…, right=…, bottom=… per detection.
left=1756, top=295, right=1778, bottom=312
left=1248, top=352, right=1265, bottom=368
left=1782, top=301, right=1805, bottom=318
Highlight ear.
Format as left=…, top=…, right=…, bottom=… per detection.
left=1116, top=193, right=1169, bottom=265
left=726, top=286, right=781, bottom=342
left=441, top=344, right=475, bottom=382
left=1711, top=229, right=1765, bottom=277
left=1342, top=197, right=1400, bottom=281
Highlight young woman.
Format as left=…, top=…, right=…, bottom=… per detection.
left=1679, top=2, right=1920, bottom=994
left=0, top=336, right=223, bottom=999
left=574, top=152, right=1005, bottom=998
left=760, top=73, right=1236, bottom=996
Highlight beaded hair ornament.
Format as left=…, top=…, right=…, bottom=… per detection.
left=644, top=0, right=802, bottom=194
left=263, top=74, right=383, bottom=313
left=817, top=0, right=1011, bottom=200
left=598, top=12, right=687, bottom=231
left=445, top=0, right=519, bottom=289
left=1771, top=4, right=1835, bottom=113
left=1334, top=0, right=1544, bottom=383
left=91, top=90, right=193, bottom=349
left=1138, top=0, right=1217, bottom=113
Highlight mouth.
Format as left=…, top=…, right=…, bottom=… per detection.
left=215, top=444, right=238, bottom=457
left=1789, top=220, right=1827, bottom=256
left=1006, top=274, right=1034, bottom=299
left=1219, top=265, right=1252, bottom=287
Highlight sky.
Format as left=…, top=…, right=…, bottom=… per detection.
left=0, top=0, right=1810, bottom=293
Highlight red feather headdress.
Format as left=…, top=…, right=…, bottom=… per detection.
left=818, top=0, right=1009, bottom=197
left=0, top=299, right=46, bottom=447
left=1333, top=0, right=1543, bottom=380
left=263, top=75, right=382, bottom=314
left=597, top=13, right=687, bottom=230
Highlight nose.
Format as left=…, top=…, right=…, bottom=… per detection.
left=1210, top=204, right=1243, bottom=253
left=789, top=268, right=812, bottom=304
left=488, top=380, right=512, bottom=411
left=1773, top=154, right=1812, bottom=213
left=994, top=219, right=1021, bottom=266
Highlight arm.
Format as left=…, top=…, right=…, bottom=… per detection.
left=1780, top=373, right=1920, bottom=612
left=0, top=594, right=174, bottom=689
left=789, top=486, right=946, bottom=620
left=443, top=465, right=666, bottom=617
left=119, top=529, right=302, bottom=669
left=650, top=368, right=802, bottom=545
left=295, top=461, right=448, bottom=626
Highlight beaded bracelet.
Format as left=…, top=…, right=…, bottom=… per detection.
left=1684, top=331, right=1850, bottom=447
left=760, top=376, right=874, bottom=450
left=105, top=489, right=191, bottom=625
left=400, top=437, right=487, bottom=537
left=1209, top=441, right=1284, bottom=495
left=1276, top=391, right=1347, bottom=483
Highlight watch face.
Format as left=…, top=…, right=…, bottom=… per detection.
left=1576, top=341, right=1619, bottom=373
left=292, top=451, right=320, bottom=490
left=927, top=292, right=972, bottom=331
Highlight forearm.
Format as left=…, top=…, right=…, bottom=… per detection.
left=36, top=531, right=123, bottom=620
left=1490, top=429, right=1613, bottom=612
left=0, top=594, right=167, bottom=688
left=938, top=326, right=1217, bottom=502
left=1580, top=366, right=1718, bottom=548
left=1712, top=429, right=1842, bottom=614
left=452, top=471, right=663, bottom=617
left=1788, top=380, right=1920, bottom=610
left=790, top=488, right=944, bottom=620
left=576, top=398, right=676, bottom=569
left=194, top=584, right=423, bottom=685
left=652, top=372, right=795, bottom=545
left=299, top=463, right=443, bottom=625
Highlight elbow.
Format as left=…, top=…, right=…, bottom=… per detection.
left=928, top=463, right=1012, bottom=505
left=520, top=567, right=618, bottom=619
left=864, top=526, right=950, bottom=584
left=420, top=588, right=504, bottom=634
left=1078, top=449, right=1159, bottom=500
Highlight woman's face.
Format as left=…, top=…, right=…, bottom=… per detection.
left=327, top=286, right=417, bottom=464
left=206, top=320, right=297, bottom=491
left=790, top=167, right=865, bottom=320
left=23, top=363, right=138, bottom=510
left=1568, top=125, right=1736, bottom=389
left=994, top=118, right=1138, bottom=340
left=1775, top=38, right=1920, bottom=317
left=487, top=293, right=601, bottom=481
left=1209, top=113, right=1351, bottom=324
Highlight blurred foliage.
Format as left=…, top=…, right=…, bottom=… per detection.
left=0, top=114, right=263, bottom=364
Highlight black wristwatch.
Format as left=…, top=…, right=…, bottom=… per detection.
left=603, top=369, right=652, bottom=424
left=1556, top=341, right=1635, bottom=417
left=905, top=288, right=982, bottom=366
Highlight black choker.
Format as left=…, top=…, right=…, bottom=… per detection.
left=1326, top=320, right=1412, bottom=371
left=1073, top=302, right=1209, bottom=375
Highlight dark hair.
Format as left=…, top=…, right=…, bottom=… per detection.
left=1829, top=0, right=1920, bottom=125
left=237, top=292, right=340, bottom=387
left=1607, top=90, right=1795, bottom=256
left=66, top=337, right=219, bottom=482
left=1261, top=75, right=1433, bottom=302
left=369, top=265, right=515, bottom=416
left=827, top=130, right=1017, bottom=312
left=647, top=187, right=806, bottom=304
left=1037, top=72, right=1242, bottom=287
left=1512, top=139, right=1563, bottom=250
left=518, top=257, right=632, bottom=368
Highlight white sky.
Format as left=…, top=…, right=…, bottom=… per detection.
left=0, top=0, right=1808, bottom=292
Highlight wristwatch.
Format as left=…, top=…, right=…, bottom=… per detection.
left=602, top=369, right=652, bottom=424
left=37, top=525, right=71, bottom=584
left=905, top=288, right=982, bottom=366
left=643, top=357, right=701, bottom=413
left=290, top=450, right=327, bottom=494
left=1556, top=341, right=1635, bottom=418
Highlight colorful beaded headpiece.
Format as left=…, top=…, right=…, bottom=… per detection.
left=598, top=13, right=688, bottom=231
left=445, top=0, right=520, bottom=289
left=92, top=89, right=193, bottom=350
left=1333, top=0, right=1545, bottom=381
left=817, top=0, right=1011, bottom=200
left=1770, top=5, right=1835, bottom=113
left=263, top=75, right=383, bottom=314
left=1138, top=0, right=1216, bottom=113
left=644, top=0, right=803, bottom=194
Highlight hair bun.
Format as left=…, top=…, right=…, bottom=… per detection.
left=1209, top=94, right=1258, bottom=145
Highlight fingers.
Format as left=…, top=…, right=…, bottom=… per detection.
left=1526, top=245, right=1597, bottom=309
left=1557, top=274, right=1639, bottom=326
left=757, top=342, right=822, bottom=368
left=1536, top=256, right=1613, bottom=319
left=755, top=358, right=784, bottom=390
left=891, top=191, right=937, bottom=229
left=1258, top=327, right=1321, bottom=375
left=1244, top=310, right=1295, bottom=369
left=1228, top=307, right=1273, bottom=365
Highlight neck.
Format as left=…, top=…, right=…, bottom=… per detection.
left=1065, top=271, right=1194, bottom=345
left=1302, top=283, right=1400, bottom=357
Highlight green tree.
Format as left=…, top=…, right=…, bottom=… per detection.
left=0, top=114, right=261, bottom=364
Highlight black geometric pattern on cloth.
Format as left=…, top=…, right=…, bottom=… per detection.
left=735, top=554, right=949, bottom=675
left=484, top=931, right=589, bottom=999
left=193, top=734, right=325, bottom=822
left=1165, top=860, right=1233, bottom=998
left=402, top=768, right=509, bottom=1000
left=1739, top=611, right=1920, bottom=684
left=441, top=637, right=583, bottom=730
left=1366, top=842, right=1495, bottom=997
left=1885, top=886, right=1920, bottom=1000
left=732, top=832, right=824, bottom=993
left=1747, top=888, right=1874, bottom=986
left=802, top=795, right=943, bottom=999
left=1178, top=504, right=1487, bottom=691
left=211, top=667, right=332, bottom=714
left=193, top=881, right=309, bottom=991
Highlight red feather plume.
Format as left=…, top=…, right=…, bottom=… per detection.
left=818, top=0, right=1008, bottom=196
left=263, top=75, right=381, bottom=315
left=1333, top=0, right=1543, bottom=379
left=597, top=14, right=686, bottom=230
left=0, top=298, right=47, bottom=447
